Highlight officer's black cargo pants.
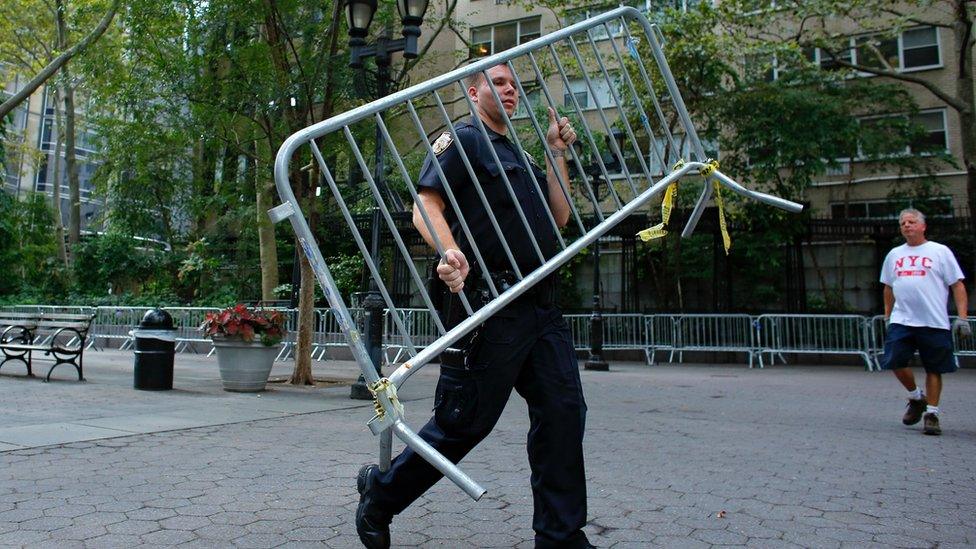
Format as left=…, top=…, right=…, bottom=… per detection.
left=370, top=299, right=589, bottom=548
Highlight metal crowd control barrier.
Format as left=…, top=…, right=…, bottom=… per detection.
left=91, top=307, right=150, bottom=350
left=757, top=314, right=873, bottom=370
left=868, top=314, right=887, bottom=369
left=565, top=313, right=646, bottom=362
left=950, top=317, right=976, bottom=359
left=270, top=6, right=802, bottom=500
left=645, top=314, right=677, bottom=365
left=670, top=314, right=756, bottom=367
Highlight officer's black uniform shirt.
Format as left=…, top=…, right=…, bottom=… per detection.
left=416, top=118, right=558, bottom=275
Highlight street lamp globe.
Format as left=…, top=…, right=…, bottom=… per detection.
left=397, top=0, right=429, bottom=58
left=345, top=0, right=377, bottom=47
left=397, top=0, right=428, bottom=24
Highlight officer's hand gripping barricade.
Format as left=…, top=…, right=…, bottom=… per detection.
left=270, top=6, right=803, bottom=501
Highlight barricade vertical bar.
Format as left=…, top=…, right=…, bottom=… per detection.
left=506, top=60, right=586, bottom=236
left=544, top=44, right=625, bottom=211
left=459, top=77, right=546, bottom=268
left=480, top=69, right=567, bottom=250
left=419, top=95, right=511, bottom=290
left=602, top=21, right=667, bottom=172
left=583, top=32, right=657, bottom=186
left=312, top=136, right=422, bottom=353
left=565, top=36, right=640, bottom=199
left=524, top=52, right=606, bottom=222
left=621, top=23, right=681, bottom=163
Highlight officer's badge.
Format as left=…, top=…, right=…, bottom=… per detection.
left=431, top=132, right=453, bottom=156
left=525, top=151, right=540, bottom=168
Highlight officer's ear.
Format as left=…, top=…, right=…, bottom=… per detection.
left=467, top=84, right=479, bottom=103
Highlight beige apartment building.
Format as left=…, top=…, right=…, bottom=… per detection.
left=416, top=0, right=972, bottom=221
left=2, top=68, right=103, bottom=229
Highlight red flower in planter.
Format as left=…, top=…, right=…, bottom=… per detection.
left=201, top=305, right=288, bottom=346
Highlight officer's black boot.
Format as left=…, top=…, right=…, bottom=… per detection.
left=356, top=464, right=392, bottom=549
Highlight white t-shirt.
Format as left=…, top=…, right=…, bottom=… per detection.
left=880, top=240, right=964, bottom=330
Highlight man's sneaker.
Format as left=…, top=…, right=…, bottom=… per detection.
left=902, top=398, right=927, bottom=425
left=356, top=464, right=391, bottom=549
left=923, top=413, right=941, bottom=436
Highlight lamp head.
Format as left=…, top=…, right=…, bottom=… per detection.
left=397, top=0, right=429, bottom=58
left=345, top=0, right=377, bottom=46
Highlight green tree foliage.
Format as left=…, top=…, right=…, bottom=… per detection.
left=0, top=192, right=64, bottom=298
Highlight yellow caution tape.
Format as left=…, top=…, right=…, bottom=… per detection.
left=713, top=179, right=731, bottom=255
left=636, top=161, right=685, bottom=241
left=699, top=158, right=719, bottom=178
left=369, top=378, right=405, bottom=419
left=637, top=157, right=731, bottom=254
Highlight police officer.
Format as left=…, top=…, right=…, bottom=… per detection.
left=356, top=64, right=593, bottom=549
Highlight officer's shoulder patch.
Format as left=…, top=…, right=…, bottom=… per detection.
left=525, top=151, right=540, bottom=168
left=431, top=132, right=453, bottom=156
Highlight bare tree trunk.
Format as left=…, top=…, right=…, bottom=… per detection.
left=50, top=88, right=68, bottom=267
left=289, top=249, right=315, bottom=385
left=63, top=79, right=81, bottom=248
left=256, top=145, right=279, bottom=301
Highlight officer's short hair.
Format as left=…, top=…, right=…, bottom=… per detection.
left=899, top=208, right=926, bottom=224
left=465, top=71, right=485, bottom=89
left=464, top=64, right=511, bottom=90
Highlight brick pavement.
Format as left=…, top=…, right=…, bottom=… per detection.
left=1, top=351, right=974, bottom=547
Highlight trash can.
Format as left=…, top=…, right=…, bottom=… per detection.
left=132, top=309, right=177, bottom=390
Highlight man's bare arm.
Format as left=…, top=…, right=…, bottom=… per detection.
left=883, top=284, right=894, bottom=319
left=951, top=280, right=968, bottom=320
left=413, top=187, right=469, bottom=293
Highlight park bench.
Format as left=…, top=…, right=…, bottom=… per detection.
left=0, top=312, right=95, bottom=381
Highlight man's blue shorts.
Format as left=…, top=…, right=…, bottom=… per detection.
left=881, top=323, right=958, bottom=374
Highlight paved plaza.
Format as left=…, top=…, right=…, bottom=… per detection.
left=1, top=350, right=975, bottom=548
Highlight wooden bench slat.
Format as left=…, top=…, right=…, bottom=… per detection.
left=34, top=321, right=90, bottom=329
left=40, top=314, right=95, bottom=321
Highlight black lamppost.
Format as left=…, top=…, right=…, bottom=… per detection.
left=346, top=0, right=430, bottom=400
left=577, top=130, right=624, bottom=372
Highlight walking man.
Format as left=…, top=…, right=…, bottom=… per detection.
left=880, top=208, right=969, bottom=435
left=356, top=63, right=593, bottom=548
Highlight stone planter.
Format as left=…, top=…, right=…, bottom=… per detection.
left=211, top=337, right=280, bottom=392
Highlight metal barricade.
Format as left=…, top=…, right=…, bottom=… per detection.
left=950, top=316, right=976, bottom=360
left=868, top=314, right=887, bottom=370
left=90, top=306, right=149, bottom=350
left=270, top=6, right=801, bottom=500
left=163, top=307, right=220, bottom=354
left=564, top=314, right=647, bottom=361
left=565, top=314, right=591, bottom=353
left=384, top=308, right=439, bottom=365
left=645, top=314, right=677, bottom=365
left=602, top=313, right=647, bottom=359
left=757, top=314, right=873, bottom=370
left=670, top=314, right=756, bottom=367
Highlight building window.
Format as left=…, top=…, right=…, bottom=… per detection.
left=513, top=87, right=541, bottom=119
left=470, top=17, right=541, bottom=58
left=902, top=27, right=940, bottom=69
left=817, top=38, right=854, bottom=71
left=811, top=26, right=941, bottom=74
left=831, top=197, right=952, bottom=220
left=855, top=34, right=898, bottom=70
left=911, top=110, right=947, bottom=153
left=563, top=77, right=615, bottom=111
left=856, top=109, right=947, bottom=158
